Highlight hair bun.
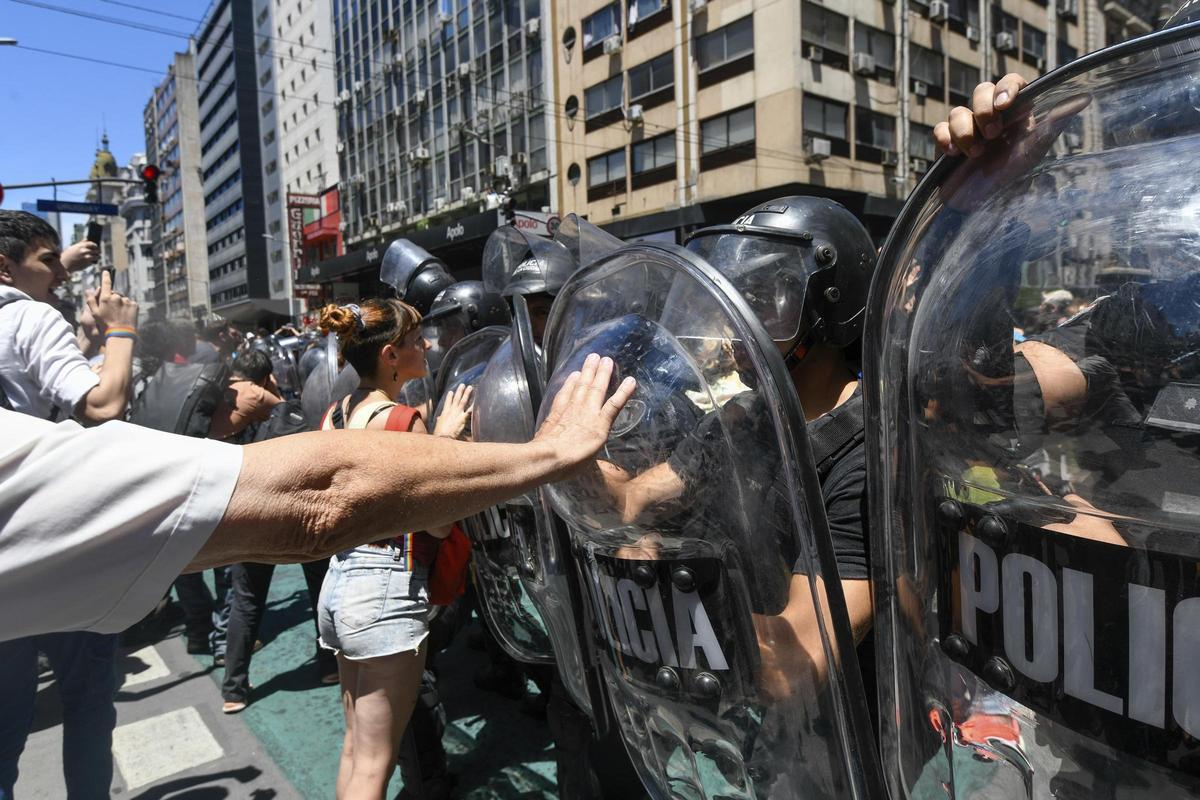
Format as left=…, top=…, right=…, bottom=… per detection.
left=316, top=304, right=360, bottom=340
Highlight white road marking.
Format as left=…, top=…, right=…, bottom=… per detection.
left=121, top=645, right=171, bottom=688
left=112, top=706, right=224, bottom=790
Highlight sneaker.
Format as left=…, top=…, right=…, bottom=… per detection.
left=222, top=700, right=247, bottom=714
left=213, top=653, right=225, bottom=668
left=186, top=638, right=211, bottom=656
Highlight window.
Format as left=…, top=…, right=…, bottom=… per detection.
left=628, top=51, right=674, bottom=103
left=948, top=59, right=979, bottom=105
left=585, top=74, right=623, bottom=119
left=854, top=107, right=896, bottom=162
left=853, top=23, right=895, bottom=84
left=587, top=148, right=626, bottom=199
left=631, top=134, right=675, bottom=185
left=696, top=15, right=754, bottom=84
left=909, top=122, right=937, bottom=162
left=700, top=105, right=755, bottom=168
left=582, top=3, right=620, bottom=49
left=628, top=0, right=666, bottom=27
left=1022, top=24, right=1047, bottom=67
left=993, top=7, right=1019, bottom=39
left=802, top=94, right=849, bottom=156
left=947, top=0, right=980, bottom=29
left=909, top=43, right=945, bottom=99
left=802, top=2, right=849, bottom=69
left=1058, top=40, right=1078, bottom=66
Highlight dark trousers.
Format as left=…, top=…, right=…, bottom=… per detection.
left=221, top=560, right=334, bottom=702
left=173, top=566, right=232, bottom=656
left=0, top=632, right=118, bottom=799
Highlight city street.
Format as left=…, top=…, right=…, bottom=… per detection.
left=15, top=565, right=557, bottom=799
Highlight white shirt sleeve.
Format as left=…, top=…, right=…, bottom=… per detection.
left=0, top=411, right=244, bottom=641
left=9, top=300, right=99, bottom=415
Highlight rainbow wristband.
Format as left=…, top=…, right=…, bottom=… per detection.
left=105, top=326, right=138, bottom=341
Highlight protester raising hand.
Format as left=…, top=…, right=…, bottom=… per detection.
left=91, top=269, right=138, bottom=329
left=432, top=383, right=474, bottom=439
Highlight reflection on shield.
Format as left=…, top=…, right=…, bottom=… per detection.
left=867, top=21, right=1200, bottom=799
left=429, top=327, right=508, bottom=434
left=541, top=243, right=879, bottom=799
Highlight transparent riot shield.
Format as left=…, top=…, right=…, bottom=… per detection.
left=299, top=334, right=359, bottom=430
left=553, top=213, right=624, bottom=270
left=431, top=327, right=510, bottom=412
left=866, top=20, right=1200, bottom=799
left=540, top=243, right=880, bottom=799
left=482, top=225, right=577, bottom=296
left=470, top=295, right=601, bottom=716
left=397, top=375, right=436, bottom=423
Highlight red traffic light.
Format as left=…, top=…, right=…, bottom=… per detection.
left=140, top=164, right=161, bottom=182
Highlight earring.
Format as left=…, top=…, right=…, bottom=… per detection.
left=392, top=370, right=398, bottom=382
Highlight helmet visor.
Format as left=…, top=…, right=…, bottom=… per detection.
left=380, top=239, right=439, bottom=295
left=686, top=233, right=817, bottom=343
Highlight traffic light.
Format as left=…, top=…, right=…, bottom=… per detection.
left=140, top=164, right=160, bottom=204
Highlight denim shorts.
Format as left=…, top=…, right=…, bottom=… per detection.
left=317, top=544, right=431, bottom=660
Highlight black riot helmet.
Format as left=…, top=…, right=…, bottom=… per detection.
left=379, top=239, right=456, bottom=315
left=685, top=196, right=876, bottom=357
left=422, top=280, right=511, bottom=373
left=482, top=226, right=577, bottom=298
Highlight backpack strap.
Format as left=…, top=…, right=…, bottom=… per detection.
left=384, top=404, right=420, bottom=432
left=808, top=391, right=865, bottom=481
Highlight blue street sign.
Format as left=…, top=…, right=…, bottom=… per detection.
left=36, top=199, right=119, bottom=215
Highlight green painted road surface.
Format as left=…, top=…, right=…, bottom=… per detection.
left=197, top=564, right=558, bottom=799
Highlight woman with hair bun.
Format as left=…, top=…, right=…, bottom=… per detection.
left=313, top=298, right=473, bottom=800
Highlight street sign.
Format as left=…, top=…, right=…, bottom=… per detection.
left=36, top=199, right=119, bottom=215
left=293, top=283, right=323, bottom=299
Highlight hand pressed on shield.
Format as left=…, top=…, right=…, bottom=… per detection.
left=533, top=354, right=637, bottom=481
left=934, top=73, right=1029, bottom=157
left=433, top=383, right=474, bottom=439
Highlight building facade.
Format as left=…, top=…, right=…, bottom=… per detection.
left=328, top=0, right=554, bottom=271
left=550, top=0, right=1087, bottom=241
left=196, top=0, right=281, bottom=321
left=118, top=153, right=157, bottom=316
left=145, top=47, right=212, bottom=320
left=256, top=0, right=343, bottom=315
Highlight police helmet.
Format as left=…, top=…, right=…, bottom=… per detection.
left=482, top=226, right=576, bottom=298
left=379, top=239, right=456, bottom=315
left=685, top=196, right=876, bottom=351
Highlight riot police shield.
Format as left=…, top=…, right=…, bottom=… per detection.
left=866, top=20, right=1200, bottom=798
left=300, top=334, right=359, bottom=430
left=397, top=375, right=436, bottom=422
left=471, top=296, right=601, bottom=716
left=540, top=243, right=879, bottom=799
left=481, top=225, right=576, bottom=297
left=429, top=327, right=509, bottom=432
left=552, top=213, right=623, bottom=271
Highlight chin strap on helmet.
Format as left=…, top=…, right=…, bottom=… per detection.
left=784, top=330, right=817, bottom=371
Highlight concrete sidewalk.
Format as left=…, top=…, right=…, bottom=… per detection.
left=15, top=631, right=300, bottom=799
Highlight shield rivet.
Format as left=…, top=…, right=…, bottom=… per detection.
left=633, top=564, right=656, bottom=589
left=671, top=566, right=696, bottom=592
left=824, top=287, right=841, bottom=302
left=976, top=515, right=1009, bottom=548
left=521, top=559, right=538, bottom=578
left=815, top=245, right=835, bottom=264
left=799, top=231, right=813, bottom=242
left=694, top=672, right=721, bottom=699
left=937, top=499, right=964, bottom=525
left=942, top=634, right=970, bottom=660
left=655, top=667, right=681, bottom=692
left=982, top=657, right=1016, bottom=692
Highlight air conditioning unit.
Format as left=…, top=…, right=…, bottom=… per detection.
left=338, top=89, right=351, bottom=103
left=913, top=79, right=929, bottom=96
left=393, top=54, right=405, bottom=70
left=513, top=152, right=528, bottom=166
left=625, top=104, right=644, bottom=122
left=413, top=88, right=428, bottom=105
left=1035, top=56, right=1046, bottom=71
left=525, top=18, right=540, bottom=37
left=995, top=31, right=1016, bottom=52
left=806, top=44, right=825, bottom=62
left=334, top=96, right=344, bottom=108
left=602, top=35, right=623, bottom=55
left=410, top=146, right=431, bottom=162
left=351, top=174, right=365, bottom=185
left=689, top=0, right=708, bottom=12
left=437, top=11, right=453, bottom=25
left=965, top=24, right=980, bottom=42
left=911, top=157, right=929, bottom=173
left=1063, top=131, right=1083, bottom=150
left=336, top=142, right=345, bottom=153
left=1057, top=0, right=1078, bottom=16
left=852, top=52, right=876, bottom=75
left=929, top=0, right=949, bottom=22
left=354, top=79, right=365, bottom=93
left=881, top=150, right=899, bottom=166
left=395, top=201, right=408, bottom=215
left=386, top=201, right=398, bottom=213
left=462, top=186, right=477, bottom=200
left=806, top=136, right=832, bottom=161
left=494, top=155, right=512, bottom=177
left=338, top=220, right=349, bottom=231
left=457, top=63, right=472, bottom=79
left=433, top=197, right=447, bottom=212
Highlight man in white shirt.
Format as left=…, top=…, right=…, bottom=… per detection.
left=0, top=210, right=139, bottom=799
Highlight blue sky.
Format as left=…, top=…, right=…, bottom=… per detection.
left=0, top=0, right=214, bottom=234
